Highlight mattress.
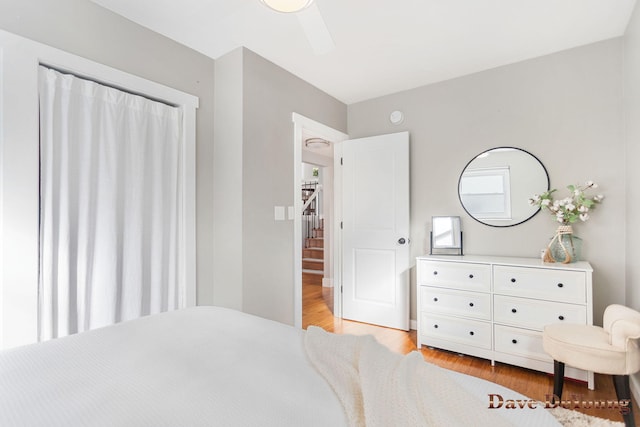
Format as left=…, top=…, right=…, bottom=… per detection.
left=0, top=306, right=560, bottom=426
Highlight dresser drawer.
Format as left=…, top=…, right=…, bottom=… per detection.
left=420, top=313, right=492, bottom=349
left=493, top=265, right=586, bottom=303
left=420, top=286, right=491, bottom=320
left=494, top=295, right=586, bottom=330
left=417, top=260, right=491, bottom=292
left=494, top=325, right=550, bottom=362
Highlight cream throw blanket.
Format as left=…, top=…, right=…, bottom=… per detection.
left=304, top=326, right=515, bottom=427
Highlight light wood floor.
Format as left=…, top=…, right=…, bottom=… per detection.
left=302, top=281, right=639, bottom=424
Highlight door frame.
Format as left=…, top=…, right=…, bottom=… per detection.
left=292, top=113, right=347, bottom=329
left=0, top=30, right=198, bottom=349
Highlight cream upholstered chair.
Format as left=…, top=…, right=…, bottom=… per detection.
left=543, top=304, right=640, bottom=427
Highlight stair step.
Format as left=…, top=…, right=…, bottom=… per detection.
left=305, top=237, right=324, bottom=248
left=302, top=258, right=324, bottom=270
left=302, top=269, right=324, bottom=275
left=302, top=271, right=323, bottom=285
left=303, top=248, right=324, bottom=259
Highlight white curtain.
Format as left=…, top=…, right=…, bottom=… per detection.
left=38, top=66, right=184, bottom=341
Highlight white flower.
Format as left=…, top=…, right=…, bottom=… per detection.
left=529, top=181, right=603, bottom=225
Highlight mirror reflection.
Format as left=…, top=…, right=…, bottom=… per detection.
left=432, top=216, right=462, bottom=248
left=430, top=216, right=463, bottom=255
left=458, top=147, right=549, bottom=227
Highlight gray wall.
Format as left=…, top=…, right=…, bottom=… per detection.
left=625, top=3, right=640, bottom=310
left=212, top=49, right=244, bottom=310
left=0, top=0, right=217, bottom=306
left=348, top=39, right=625, bottom=324
left=214, top=48, right=347, bottom=325
left=623, top=1, right=640, bottom=394
left=2, top=0, right=634, bottom=329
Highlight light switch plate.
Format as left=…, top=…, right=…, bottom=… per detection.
left=287, top=206, right=294, bottom=220
left=274, top=206, right=285, bottom=221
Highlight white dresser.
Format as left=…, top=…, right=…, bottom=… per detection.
left=416, top=254, right=594, bottom=389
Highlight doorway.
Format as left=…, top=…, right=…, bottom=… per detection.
left=292, top=113, right=347, bottom=329
left=301, top=162, right=332, bottom=328
left=300, top=143, right=334, bottom=328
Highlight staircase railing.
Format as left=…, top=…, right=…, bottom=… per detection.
left=302, top=181, right=322, bottom=244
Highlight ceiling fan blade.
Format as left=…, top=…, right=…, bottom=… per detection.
left=296, top=3, right=335, bottom=55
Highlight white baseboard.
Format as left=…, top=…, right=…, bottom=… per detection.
left=631, top=372, right=640, bottom=405
left=410, top=319, right=417, bottom=330
left=322, top=278, right=333, bottom=288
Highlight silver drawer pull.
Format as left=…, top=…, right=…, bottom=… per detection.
left=511, top=308, right=517, bottom=313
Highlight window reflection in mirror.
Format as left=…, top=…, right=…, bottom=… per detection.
left=459, top=167, right=511, bottom=220
left=458, top=147, right=549, bottom=227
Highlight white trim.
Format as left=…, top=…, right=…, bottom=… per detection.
left=0, top=45, right=4, bottom=349
left=322, top=278, right=333, bottom=288
left=0, top=30, right=198, bottom=349
left=292, top=113, right=347, bottom=329
left=332, top=140, right=344, bottom=321
left=632, top=373, right=640, bottom=411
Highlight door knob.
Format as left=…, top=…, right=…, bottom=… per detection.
left=398, top=238, right=406, bottom=244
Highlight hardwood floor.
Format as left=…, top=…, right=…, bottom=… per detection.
left=302, top=281, right=639, bottom=424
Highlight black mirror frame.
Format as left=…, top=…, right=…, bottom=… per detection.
left=458, top=147, right=550, bottom=228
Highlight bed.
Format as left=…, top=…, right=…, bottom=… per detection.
left=0, top=306, right=561, bottom=426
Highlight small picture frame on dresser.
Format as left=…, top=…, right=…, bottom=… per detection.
left=430, top=216, right=463, bottom=255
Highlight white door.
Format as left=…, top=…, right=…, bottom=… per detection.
left=341, top=131, right=410, bottom=330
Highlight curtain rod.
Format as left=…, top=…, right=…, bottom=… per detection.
left=39, top=63, right=178, bottom=108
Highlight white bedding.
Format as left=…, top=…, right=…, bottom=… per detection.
left=305, top=325, right=560, bottom=427
left=0, top=306, right=346, bottom=426
left=0, top=306, right=561, bottom=426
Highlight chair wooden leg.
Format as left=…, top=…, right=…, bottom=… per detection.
left=613, top=375, right=635, bottom=427
left=553, top=360, right=565, bottom=404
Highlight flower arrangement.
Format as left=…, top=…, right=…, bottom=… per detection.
left=528, top=181, right=604, bottom=225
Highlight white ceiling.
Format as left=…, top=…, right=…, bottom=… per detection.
left=91, top=0, right=636, bottom=104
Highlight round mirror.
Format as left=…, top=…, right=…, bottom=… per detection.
left=458, top=147, right=549, bottom=227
